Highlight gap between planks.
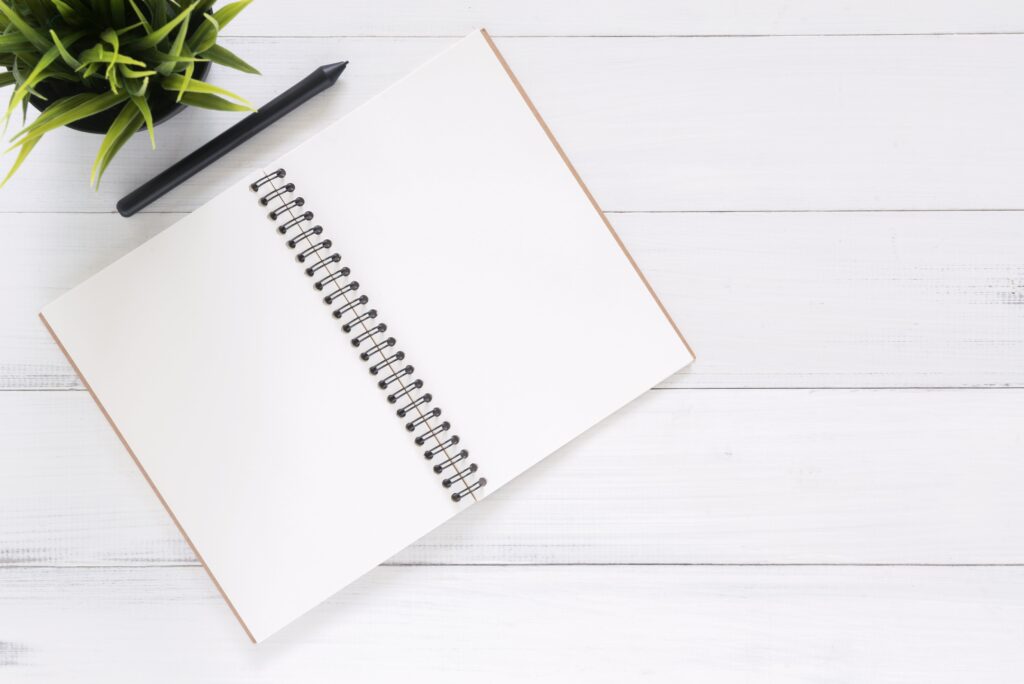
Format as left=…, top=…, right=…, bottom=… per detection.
left=4, top=562, right=1024, bottom=569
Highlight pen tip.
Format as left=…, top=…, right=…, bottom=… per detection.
left=320, top=61, right=349, bottom=83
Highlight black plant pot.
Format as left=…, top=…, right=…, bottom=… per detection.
left=27, top=60, right=212, bottom=134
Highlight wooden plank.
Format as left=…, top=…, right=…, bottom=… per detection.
left=4, top=211, right=1022, bottom=390
left=227, top=0, right=1024, bottom=37
left=2, top=36, right=1024, bottom=212
left=2, top=388, right=1022, bottom=567
left=0, top=565, right=1021, bottom=680
left=637, top=211, right=1024, bottom=389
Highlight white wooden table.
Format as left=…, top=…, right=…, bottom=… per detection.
left=2, top=2, right=1024, bottom=680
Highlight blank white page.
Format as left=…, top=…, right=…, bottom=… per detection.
left=269, top=30, right=693, bottom=493
left=41, top=175, right=461, bottom=643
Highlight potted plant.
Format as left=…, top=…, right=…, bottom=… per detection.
left=0, top=0, right=258, bottom=188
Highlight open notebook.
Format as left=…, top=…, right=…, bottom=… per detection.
left=41, top=29, right=694, bottom=642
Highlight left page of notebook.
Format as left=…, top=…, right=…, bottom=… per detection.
left=40, top=176, right=457, bottom=642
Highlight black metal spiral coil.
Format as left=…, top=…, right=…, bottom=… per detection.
left=250, top=168, right=487, bottom=503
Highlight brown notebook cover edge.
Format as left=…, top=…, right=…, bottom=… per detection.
left=38, top=312, right=259, bottom=644
left=479, top=28, right=695, bottom=360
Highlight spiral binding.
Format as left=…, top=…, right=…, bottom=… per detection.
left=251, top=169, right=487, bottom=503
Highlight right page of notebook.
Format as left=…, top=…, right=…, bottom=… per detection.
left=275, top=29, right=694, bottom=492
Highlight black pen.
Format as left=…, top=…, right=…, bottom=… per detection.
left=116, top=61, right=348, bottom=217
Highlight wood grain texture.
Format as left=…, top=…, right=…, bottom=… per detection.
left=2, top=35, right=1024, bottom=212
left=3, top=388, right=1022, bottom=567
left=3, top=4, right=1024, bottom=677
left=226, top=0, right=1024, bottom=36
left=0, top=565, right=1022, bottom=681
left=4, top=211, right=1022, bottom=390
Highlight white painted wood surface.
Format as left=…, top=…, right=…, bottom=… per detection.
left=3, top=389, right=1023, bottom=566
left=2, top=1, right=1023, bottom=680
left=5, top=210, right=1022, bottom=389
left=3, top=566, right=1023, bottom=682
left=4, top=35, right=1024, bottom=212
left=230, top=1, right=1024, bottom=37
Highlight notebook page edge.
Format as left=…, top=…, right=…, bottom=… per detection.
left=38, top=312, right=259, bottom=644
left=477, top=28, right=695, bottom=362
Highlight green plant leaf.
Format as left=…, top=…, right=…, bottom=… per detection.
left=77, top=44, right=147, bottom=69
left=114, top=19, right=146, bottom=35
left=175, top=56, right=194, bottom=102
left=161, top=73, right=253, bottom=108
left=4, top=45, right=60, bottom=123
left=0, top=132, right=39, bottom=188
left=4, top=91, right=15, bottom=134
left=49, top=29, right=82, bottom=69
left=91, top=100, right=142, bottom=187
left=11, top=90, right=92, bottom=134
left=156, top=13, right=191, bottom=76
left=110, top=0, right=125, bottom=27
left=118, top=64, right=156, bottom=78
left=125, top=0, right=151, bottom=32
left=193, top=0, right=262, bottom=52
left=5, top=60, right=25, bottom=136
left=100, top=28, right=119, bottom=51
left=37, top=70, right=80, bottom=83
left=187, top=13, right=216, bottom=53
left=148, top=0, right=168, bottom=28
left=20, top=0, right=50, bottom=25
left=51, top=0, right=91, bottom=26
left=11, top=55, right=31, bottom=87
left=0, top=0, right=258, bottom=187
left=120, top=67, right=149, bottom=92
left=0, top=0, right=50, bottom=51
left=144, top=49, right=206, bottom=65
left=210, top=0, right=252, bottom=32
left=0, top=33, right=33, bottom=52
left=189, top=13, right=218, bottom=53
left=178, top=91, right=251, bottom=112
left=129, top=90, right=154, bottom=148
left=169, top=12, right=190, bottom=56
left=99, top=29, right=122, bottom=92
left=88, top=0, right=110, bottom=24
left=129, top=1, right=196, bottom=50
left=11, top=90, right=127, bottom=146
left=202, top=43, right=258, bottom=75
left=106, top=61, right=119, bottom=92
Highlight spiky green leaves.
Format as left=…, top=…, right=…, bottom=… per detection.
left=0, top=1, right=51, bottom=51
left=0, top=0, right=258, bottom=187
left=188, top=0, right=251, bottom=53
left=91, top=99, right=142, bottom=186
left=162, top=72, right=253, bottom=110
left=203, top=43, right=257, bottom=75
left=129, top=1, right=197, bottom=50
